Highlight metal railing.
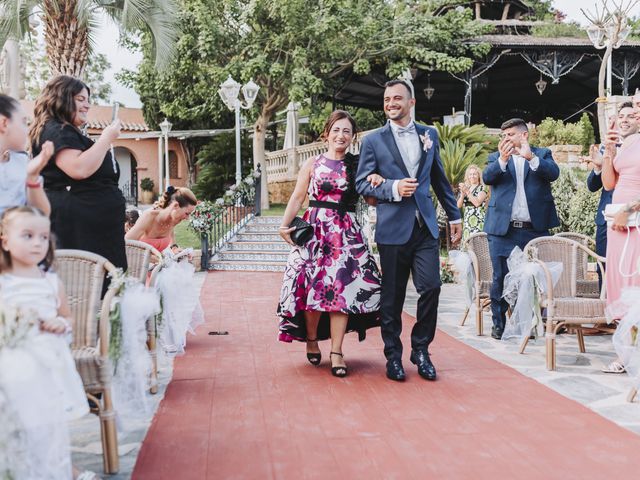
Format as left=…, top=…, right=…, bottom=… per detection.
left=120, top=181, right=138, bottom=206
left=200, top=166, right=262, bottom=269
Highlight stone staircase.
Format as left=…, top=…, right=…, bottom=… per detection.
left=209, top=216, right=289, bottom=271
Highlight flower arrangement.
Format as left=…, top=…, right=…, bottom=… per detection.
left=188, top=200, right=221, bottom=235
left=107, top=268, right=143, bottom=371
left=0, top=304, right=38, bottom=349
left=440, top=257, right=456, bottom=284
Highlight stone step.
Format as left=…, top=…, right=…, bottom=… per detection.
left=243, top=223, right=283, bottom=233
left=236, top=232, right=283, bottom=242
left=225, top=241, right=290, bottom=252
left=217, top=250, right=289, bottom=262
left=209, top=260, right=286, bottom=272
left=251, top=215, right=283, bottom=224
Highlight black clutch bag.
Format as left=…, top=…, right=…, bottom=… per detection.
left=289, top=216, right=313, bottom=246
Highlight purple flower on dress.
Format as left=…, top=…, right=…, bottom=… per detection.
left=313, top=277, right=347, bottom=310
left=317, top=171, right=342, bottom=202
left=318, top=232, right=343, bottom=267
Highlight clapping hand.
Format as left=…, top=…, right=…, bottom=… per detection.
left=514, top=138, right=533, bottom=160
left=604, top=116, right=620, bottom=158
left=498, top=137, right=514, bottom=162
left=26, top=140, right=53, bottom=182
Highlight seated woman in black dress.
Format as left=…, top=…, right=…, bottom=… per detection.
left=29, top=75, right=127, bottom=271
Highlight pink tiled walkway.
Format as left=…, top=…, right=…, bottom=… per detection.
left=133, top=272, right=640, bottom=479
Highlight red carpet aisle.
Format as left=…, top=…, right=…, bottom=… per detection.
left=133, top=272, right=640, bottom=479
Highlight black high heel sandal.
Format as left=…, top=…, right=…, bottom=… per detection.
left=306, top=338, right=321, bottom=366
left=330, top=352, right=348, bottom=378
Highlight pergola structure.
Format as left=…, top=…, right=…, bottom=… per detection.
left=330, top=0, right=640, bottom=129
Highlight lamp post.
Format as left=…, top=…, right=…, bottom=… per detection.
left=159, top=118, right=172, bottom=191
left=218, top=76, right=260, bottom=185
left=583, top=1, right=635, bottom=140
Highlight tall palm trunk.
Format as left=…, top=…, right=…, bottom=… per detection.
left=42, top=0, right=89, bottom=77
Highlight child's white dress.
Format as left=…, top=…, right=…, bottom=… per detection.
left=0, top=272, right=88, bottom=479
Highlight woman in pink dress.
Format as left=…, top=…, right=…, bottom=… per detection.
left=604, top=102, right=640, bottom=373
left=125, top=186, right=197, bottom=252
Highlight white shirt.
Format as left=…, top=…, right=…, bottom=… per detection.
left=498, top=154, right=540, bottom=222
left=0, top=151, right=28, bottom=216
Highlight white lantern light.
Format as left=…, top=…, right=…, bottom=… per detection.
left=218, top=75, right=241, bottom=110
left=242, top=79, right=260, bottom=108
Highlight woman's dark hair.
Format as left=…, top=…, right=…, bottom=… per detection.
left=0, top=94, right=19, bottom=119
left=29, top=75, right=90, bottom=149
left=0, top=206, right=55, bottom=272
left=156, top=186, right=198, bottom=209
left=125, top=209, right=140, bottom=226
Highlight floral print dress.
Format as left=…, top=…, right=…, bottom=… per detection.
left=462, top=184, right=487, bottom=245
left=277, top=154, right=381, bottom=342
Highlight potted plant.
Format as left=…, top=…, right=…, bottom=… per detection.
left=140, top=177, right=154, bottom=204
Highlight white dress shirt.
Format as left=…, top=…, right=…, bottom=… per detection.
left=498, top=154, right=539, bottom=222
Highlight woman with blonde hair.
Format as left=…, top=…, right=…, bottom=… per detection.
left=30, top=75, right=126, bottom=270
left=457, top=164, right=488, bottom=244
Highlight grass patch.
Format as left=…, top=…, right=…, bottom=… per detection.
left=174, top=222, right=201, bottom=249
left=262, top=203, right=287, bottom=216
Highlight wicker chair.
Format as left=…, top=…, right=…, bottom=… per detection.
left=554, top=232, right=600, bottom=299
left=55, top=250, right=120, bottom=474
left=521, top=237, right=607, bottom=371
left=125, top=239, right=163, bottom=394
left=461, top=232, right=493, bottom=336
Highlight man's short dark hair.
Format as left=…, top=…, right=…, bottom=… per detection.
left=384, top=79, right=413, bottom=97
left=619, top=101, right=634, bottom=112
left=500, top=118, right=528, bottom=132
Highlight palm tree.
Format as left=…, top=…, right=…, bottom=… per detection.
left=0, top=0, right=179, bottom=77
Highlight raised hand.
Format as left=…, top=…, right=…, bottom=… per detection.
left=589, top=144, right=603, bottom=169
left=514, top=138, right=533, bottom=160
left=498, top=137, right=514, bottom=161
left=26, top=140, right=54, bottom=182
left=101, top=118, right=122, bottom=144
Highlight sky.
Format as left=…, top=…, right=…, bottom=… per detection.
left=94, top=1, right=640, bottom=109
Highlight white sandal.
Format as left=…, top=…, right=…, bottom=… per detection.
left=601, top=360, right=626, bottom=374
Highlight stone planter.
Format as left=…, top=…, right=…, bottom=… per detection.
left=140, top=190, right=154, bottom=205
left=548, top=144, right=583, bottom=167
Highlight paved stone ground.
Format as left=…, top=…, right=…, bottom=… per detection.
left=69, top=273, right=206, bottom=479
left=405, top=281, right=640, bottom=434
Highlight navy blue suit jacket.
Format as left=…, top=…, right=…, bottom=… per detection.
left=586, top=170, right=613, bottom=227
left=482, top=147, right=560, bottom=236
left=355, top=122, right=460, bottom=245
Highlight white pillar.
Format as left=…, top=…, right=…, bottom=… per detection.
left=235, top=101, right=242, bottom=185
left=164, top=134, right=170, bottom=191
left=4, top=39, right=20, bottom=98
left=157, top=136, right=163, bottom=195
left=606, top=52, right=613, bottom=97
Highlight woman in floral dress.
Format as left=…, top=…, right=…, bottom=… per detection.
left=457, top=164, right=488, bottom=245
left=277, top=110, right=381, bottom=378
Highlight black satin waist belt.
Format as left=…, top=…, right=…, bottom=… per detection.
left=308, top=200, right=355, bottom=213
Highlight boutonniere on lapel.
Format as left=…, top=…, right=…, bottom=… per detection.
left=419, top=132, right=433, bottom=152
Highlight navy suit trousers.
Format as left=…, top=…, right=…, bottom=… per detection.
left=487, top=227, right=549, bottom=328
left=377, top=220, right=441, bottom=361
left=595, top=223, right=607, bottom=288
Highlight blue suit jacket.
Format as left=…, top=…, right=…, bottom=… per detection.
left=482, top=147, right=560, bottom=236
left=586, top=169, right=613, bottom=227
left=355, top=122, right=460, bottom=245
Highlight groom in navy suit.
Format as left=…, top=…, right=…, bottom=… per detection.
left=483, top=118, right=560, bottom=339
left=356, top=80, right=461, bottom=381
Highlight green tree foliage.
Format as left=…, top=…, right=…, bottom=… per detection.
left=121, top=0, right=493, bottom=199
left=530, top=115, right=595, bottom=153
left=551, top=166, right=598, bottom=237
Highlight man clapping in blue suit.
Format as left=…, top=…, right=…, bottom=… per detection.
left=356, top=80, right=461, bottom=381
left=483, top=118, right=560, bottom=339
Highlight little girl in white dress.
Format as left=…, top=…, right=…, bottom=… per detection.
left=0, top=206, right=89, bottom=479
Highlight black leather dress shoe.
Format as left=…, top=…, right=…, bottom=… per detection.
left=410, top=350, right=436, bottom=381
left=386, top=359, right=406, bottom=381
left=491, top=325, right=504, bottom=340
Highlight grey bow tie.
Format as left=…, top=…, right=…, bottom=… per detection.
left=396, top=123, right=416, bottom=136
